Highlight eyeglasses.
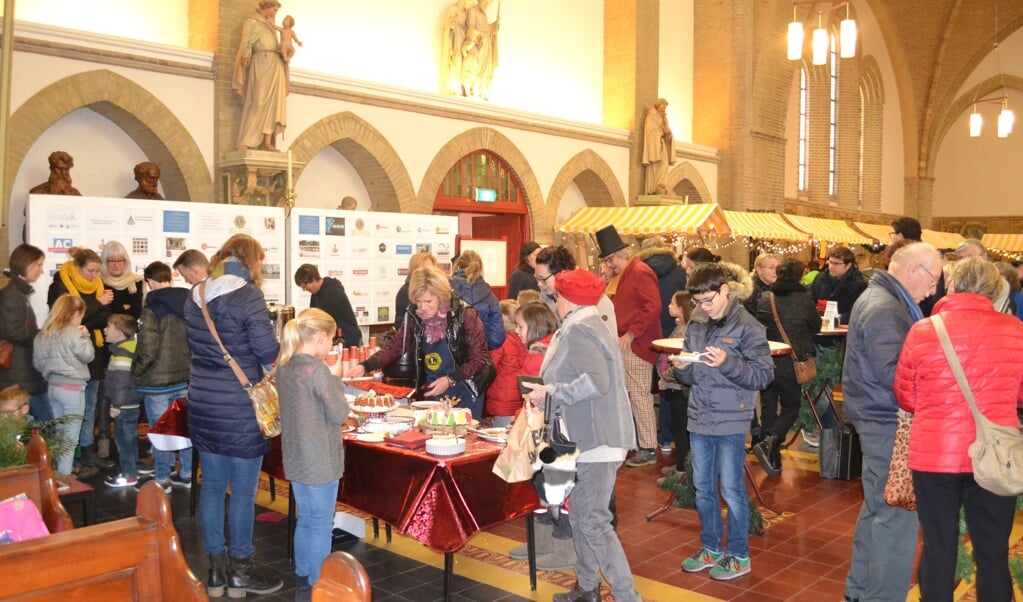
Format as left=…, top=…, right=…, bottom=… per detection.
left=690, top=290, right=720, bottom=308
left=106, top=258, right=126, bottom=264
left=534, top=272, right=554, bottom=284
left=828, top=260, right=847, bottom=267
left=917, top=264, right=940, bottom=287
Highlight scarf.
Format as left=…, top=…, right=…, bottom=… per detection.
left=101, top=266, right=143, bottom=295
left=418, top=304, right=449, bottom=345
left=58, top=261, right=105, bottom=346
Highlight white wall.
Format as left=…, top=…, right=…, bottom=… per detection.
left=4, top=0, right=189, bottom=46
left=659, top=0, right=694, bottom=144
left=295, top=148, right=373, bottom=211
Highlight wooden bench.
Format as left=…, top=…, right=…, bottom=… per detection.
left=0, top=433, right=74, bottom=533
left=312, top=551, right=371, bottom=602
left=0, top=451, right=207, bottom=601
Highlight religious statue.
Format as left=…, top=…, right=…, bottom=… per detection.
left=461, top=0, right=500, bottom=100
left=460, top=28, right=487, bottom=98
left=125, top=162, right=164, bottom=200
left=233, top=1, right=289, bottom=152
left=642, top=98, right=677, bottom=195
left=441, top=0, right=470, bottom=95
left=339, top=196, right=358, bottom=210
left=29, top=151, right=82, bottom=196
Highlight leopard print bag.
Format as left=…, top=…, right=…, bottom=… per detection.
left=883, top=411, right=916, bottom=510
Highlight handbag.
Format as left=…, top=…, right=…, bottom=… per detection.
left=883, top=410, right=916, bottom=509
left=769, top=293, right=817, bottom=384
left=538, top=393, right=577, bottom=462
left=382, top=315, right=417, bottom=388
left=198, top=282, right=281, bottom=439
left=492, top=402, right=544, bottom=483
left=933, top=314, right=1023, bottom=497
left=0, top=340, right=12, bottom=371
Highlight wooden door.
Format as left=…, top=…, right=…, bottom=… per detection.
left=470, top=214, right=523, bottom=300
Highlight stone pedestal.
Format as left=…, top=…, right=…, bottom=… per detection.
left=219, top=149, right=303, bottom=206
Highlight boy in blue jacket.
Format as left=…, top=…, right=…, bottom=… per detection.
left=672, top=263, right=774, bottom=581
left=103, top=313, right=144, bottom=488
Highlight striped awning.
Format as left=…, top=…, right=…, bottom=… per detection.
left=783, top=215, right=873, bottom=245
left=921, top=229, right=965, bottom=250
left=852, top=221, right=890, bottom=242
left=722, top=211, right=809, bottom=241
left=556, top=203, right=731, bottom=236
left=982, top=233, right=1023, bottom=252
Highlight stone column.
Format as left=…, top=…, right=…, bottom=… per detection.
left=603, top=0, right=659, bottom=204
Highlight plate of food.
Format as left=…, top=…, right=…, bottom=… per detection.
left=472, top=427, right=509, bottom=444
left=349, top=392, right=398, bottom=415
left=669, top=351, right=711, bottom=363
left=362, top=415, right=415, bottom=436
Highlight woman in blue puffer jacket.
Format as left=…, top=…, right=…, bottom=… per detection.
left=184, top=234, right=282, bottom=598
left=450, top=249, right=506, bottom=350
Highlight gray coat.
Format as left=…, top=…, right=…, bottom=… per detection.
left=676, top=298, right=774, bottom=436
left=276, top=354, right=349, bottom=484
left=33, top=327, right=94, bottom=385
left=540, top=306, right=637, bottom=457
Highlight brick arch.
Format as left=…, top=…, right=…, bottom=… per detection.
left=664, top=161, right=714, bottom=204
left=6, top=69, right=210, bottom=217
left=287, top=112, right=415, bottom=213
left=544, top=150, right=625, bottom=242
left=416, top=128, right=543, bottom=219
left=928, top=74, right=1023, bottom=178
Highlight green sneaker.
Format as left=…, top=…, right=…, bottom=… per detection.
left=680, top=547, right=722, bottom=573
left=708, top=555, right=751, bottom=580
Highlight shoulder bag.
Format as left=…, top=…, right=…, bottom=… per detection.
left=933, top=314, right=1023, bottom=496
left=492, top=400, right=545, bottom=483
left=769, top=293, right=817, bottom=384
left=198, top=282, right=281, bottom=439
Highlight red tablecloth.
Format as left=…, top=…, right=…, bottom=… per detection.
left=262, top=434, right=538, bottom=553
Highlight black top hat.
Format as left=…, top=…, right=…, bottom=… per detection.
left=595, top=225, right=628, bottom=258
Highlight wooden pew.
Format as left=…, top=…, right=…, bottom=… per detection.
left=312, top=551, right=371, bottom=602
left=0, top=432, right=74, bottom=533
left=0, top=479, right=207, bottom=601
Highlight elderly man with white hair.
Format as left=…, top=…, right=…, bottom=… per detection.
left=842, top=241, right=942, bottom=602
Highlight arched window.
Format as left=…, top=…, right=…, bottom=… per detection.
left=799, top=68, right=808, bottom=192
left=438, top=150, right=523, bottom=209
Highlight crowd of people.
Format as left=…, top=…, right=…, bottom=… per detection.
left=6, top=214, right=1023, bottom=600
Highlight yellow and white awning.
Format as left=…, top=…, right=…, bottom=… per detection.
left=723, top=211, right=810, bottom=241
left=556, top=203, right=730, bottom=237
left=852, top=221, right=891, bottom=242
left=783, top=215, right=873, bottom=245
left=921, top=230, right=965, bottom=250
left=982, top=233, right=1023, bottom=252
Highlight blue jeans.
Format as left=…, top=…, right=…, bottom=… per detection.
left=570, top=461, right=640, bottom=602
left=292, top=480, right=339, bottom=584
left=28, top=392, right=53, bottom=422
left=78, top=380, right=100, bottom=447
left=144, top=390, right=192, bottom=481
left=114, top=407, right=140, bottom=478
left=845, top=432, right=918, bottom=602
left=198, top=452, right=262, bottom=557
left=690, top=432, right=749, bottom=558
left=48, top=384, right=85, bottom=475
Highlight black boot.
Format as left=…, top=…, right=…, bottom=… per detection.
left=79, top=445, right=114, bottom=470
left=753, top=435, right=781, bottom=476
left=228, top=556, right=283, bottom=598
left=552, top=584, right=601, bottom=602
left=207, top=553, right=227, bottom=598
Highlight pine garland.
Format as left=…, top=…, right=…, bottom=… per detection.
left=0, top=415, right=79, bottom=470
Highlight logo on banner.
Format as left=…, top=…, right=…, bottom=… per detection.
left=325, top=217, right=346, bottom=237
left=395, top=244, right=413, bottom=255
left=48, top=238, right=73, bottom=253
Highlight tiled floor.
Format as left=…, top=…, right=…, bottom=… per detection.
left=78, top=441, right=872, bottom=601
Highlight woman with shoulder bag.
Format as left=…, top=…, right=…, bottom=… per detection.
left=754, top=258, right=821, bottom=476
left=0, top=244, right=50, bottom=421
left=894, top=258, right=1023, bottom=601
left=184, top=234, right=282, bottom=598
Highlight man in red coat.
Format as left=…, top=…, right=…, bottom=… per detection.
left=596, top=225, right=662, bottom=467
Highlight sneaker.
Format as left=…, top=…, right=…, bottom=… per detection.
left=708, top=555, right=751, bottom=581
left=169, top=473, right=192, bottom=488
left=105, top=474, right=139, bottom=488
left=659, top=443, right=673, bottom=454
left=752, top=437, right=780, bottom=477
left=134, top=475, right=171, bottom=493
left=681, top=547, right=723, bottom=573
left=54, top=472, right=73, bottom=491
left=625, top=449, right=657, bottom=468
left=801, top=428, right=820, bottom=448
left=138, top=466, right=155, bottom=476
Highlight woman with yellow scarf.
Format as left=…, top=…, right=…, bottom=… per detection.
left=47, top=246, right=115, bottom=478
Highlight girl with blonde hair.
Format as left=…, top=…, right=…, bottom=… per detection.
left=275, top=308, right=349, bottom=586
left=33, top=295, right=93, bottom=477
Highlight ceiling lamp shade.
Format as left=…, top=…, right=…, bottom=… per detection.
left=811, top=17, right=828, bottom=66
left=839, top=16, right=857, bottom=58
left=998, top=105, right=1015, bottom=138
left=788, top=20, right=804, bottom=61
left=970, top=107, right=982, bottom=137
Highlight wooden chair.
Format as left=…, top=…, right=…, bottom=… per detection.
left=311, top=551, right=371, bottom=602
left=0, top=433, right=74, bottom=533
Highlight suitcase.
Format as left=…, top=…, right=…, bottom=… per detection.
left=819, top=422, right=862, bottom=480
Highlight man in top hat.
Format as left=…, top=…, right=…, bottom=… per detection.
left=596, top=225, right=662, bottom=467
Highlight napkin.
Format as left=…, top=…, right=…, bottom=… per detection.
left=386, top=429, right=431, bottom=450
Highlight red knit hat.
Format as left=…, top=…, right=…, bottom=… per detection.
left=554, top=269, right=605, bottom=306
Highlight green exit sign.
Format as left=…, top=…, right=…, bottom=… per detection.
left=474, top=187, right=497, bottom=202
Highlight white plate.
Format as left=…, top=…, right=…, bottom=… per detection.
left=410, top=401, right=443, bottom=410
left=356, top=432, right=386, bottom=443
left=475, top=427, right=509, bottom=444
left=425, top=437, right=466, bottom=456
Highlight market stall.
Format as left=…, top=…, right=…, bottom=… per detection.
left=556, top=202, right=730, bottom=236
left=982, top=233, right=1023, bottom=258
left=852, top=221, right=964, bottom=250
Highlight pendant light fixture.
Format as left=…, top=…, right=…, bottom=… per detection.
left=968, top=0, right=1014, bottom=139
left=787, top=2, right=857, bottom=64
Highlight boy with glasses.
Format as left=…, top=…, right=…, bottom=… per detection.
left=672, top=263, right=774, bottom=581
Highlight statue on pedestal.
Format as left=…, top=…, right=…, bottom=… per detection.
left=125, top=162, right=164, bottom=200
left=29, top=151, right=81, bottom=196
left=233, top=1, right=289, bottom=152
left=642, top=98, right=676, bottom=195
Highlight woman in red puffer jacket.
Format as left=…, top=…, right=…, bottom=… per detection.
left=894, top=257, right=1023, bottom=602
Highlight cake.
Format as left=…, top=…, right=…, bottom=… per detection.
left=352, top=392, right=395, bottom=409
left=425, top=407, right=472, bottom=426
